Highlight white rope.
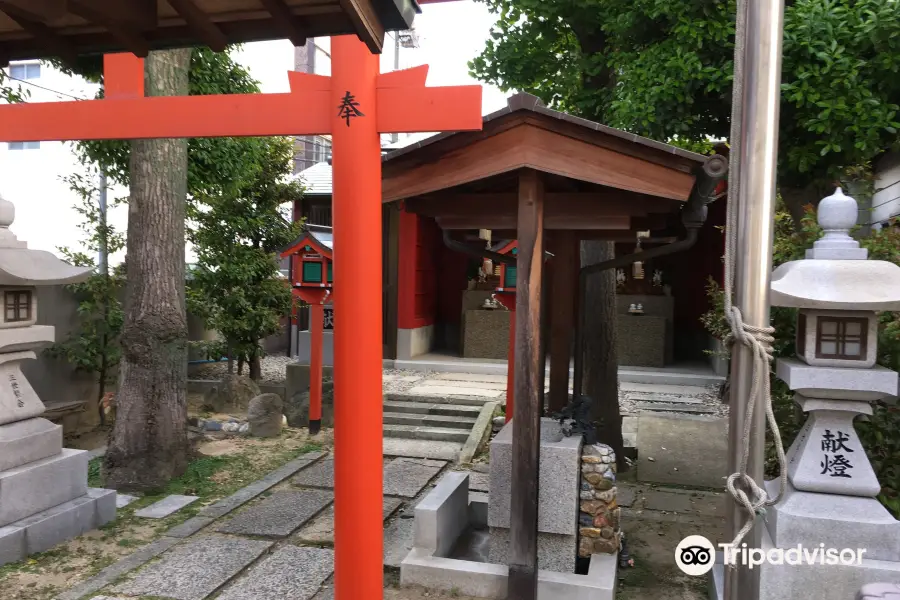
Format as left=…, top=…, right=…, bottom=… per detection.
left=721, top=0, right=788, bottom=555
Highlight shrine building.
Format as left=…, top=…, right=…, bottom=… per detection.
left=289, top=93, right=729, bottom=376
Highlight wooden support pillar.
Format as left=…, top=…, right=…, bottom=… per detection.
left=548, top=231, right=576, bottom=413
left=508, top=168, right=545, bottom=600
left=309, top=302, right=325, bottom=435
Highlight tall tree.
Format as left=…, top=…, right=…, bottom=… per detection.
left=470, top=0, right=900, bottom=220
left=188, top=136, right=303, bottom=381
left=580, top=241, right=622, bottom=462
left=103, top=49, right=192, bottom=491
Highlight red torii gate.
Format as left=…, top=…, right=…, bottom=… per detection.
left=0, top=35, right=481, bottom=600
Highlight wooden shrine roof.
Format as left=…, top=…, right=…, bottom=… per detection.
left=0, top=0, right=420, bottom=62
left=381, top=93, right=724, bottom=239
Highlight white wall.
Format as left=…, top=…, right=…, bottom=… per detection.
left=0, top=62, right=130, bottom=265
left=873, top=151, right=900, bottom=227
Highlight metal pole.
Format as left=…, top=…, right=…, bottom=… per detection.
left=391, top=33, right=400, bottom=144
left=724, top=0, right=784, bottom=598
left=98, top=171, right=108, bottom=275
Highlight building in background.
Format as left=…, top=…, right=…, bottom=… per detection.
left=872, top=151, right=900, bottom=229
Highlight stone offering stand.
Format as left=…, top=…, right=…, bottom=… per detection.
left=401, top=418, right=619, bottom=599
left=0, top=196, right=116, bottom=566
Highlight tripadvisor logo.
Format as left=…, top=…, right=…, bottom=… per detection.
left=675, top=535, right=868, bottom=575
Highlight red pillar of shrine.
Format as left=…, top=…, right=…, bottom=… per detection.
left=331, top=35, right=384, bottom=600
left=309, top=302, right=325, bottom=435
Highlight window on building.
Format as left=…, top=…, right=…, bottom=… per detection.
left=313, top=137, right=332, bottom=163
left=9, top=63, right=40, bottom=80
left=8, top=141, right=40, bottom=150
left=4, top=290, right=32, bottom=322
left=816, top=316, right=868, bottom=360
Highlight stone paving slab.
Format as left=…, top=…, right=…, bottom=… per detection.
left=383, top=374, right=423, bottom=382
left=57, top=537, right=181, bottom=600
left=406, top=385, right=504, bottom=398
left=292, top=457, right=445, bottom=498
left=113, top=535, right=272, bottom=600
left=432, top=373, right=508, bottom=384
left=198, top=451, right=326, bottom=519
left=383, top=515, right=416, bottom=568
left=164, top=516, right=215, bottom=538
left=617, top=486, right=636, bottom=508
left=635, top=402, right=715, bottom=414
left=217, top=490, right=333, bottom=538
left=115, top=494, right=138, bottom=508
left=383, top=457, right=446, bottom=498
left=134, top=495, right=199, bottom=519
left=217, top=546, right=334, bottom=600
left=620, top=382, right=709, bottom=396
left=637, top=413, right=728, bottom=489
left=296, top=497, right=403, bottom=544
left=626, top=392, right=704, bottom=404
left=419, top=379, right=506, bottom=391
left=382, top=438, right=462, bottom=461
left=642, top=489, right=695, bottom=512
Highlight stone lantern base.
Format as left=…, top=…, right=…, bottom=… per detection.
left=0, top=417, right=116, bottom=566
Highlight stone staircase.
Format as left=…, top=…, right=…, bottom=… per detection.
left=381, top=373, right=504, bottom=461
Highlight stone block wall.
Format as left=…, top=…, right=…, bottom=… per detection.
left=578, top=443, right=621, bottom=557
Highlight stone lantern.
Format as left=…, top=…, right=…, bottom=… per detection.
left=755, top=188, right=900, bottom=599
left=0, top=195, right=116, bottom=566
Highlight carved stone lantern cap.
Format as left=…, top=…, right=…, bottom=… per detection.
left=0, top=194, right=91, bottom=286
left=770, top=187, right=900, bottom=310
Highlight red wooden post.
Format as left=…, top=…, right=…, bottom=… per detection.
left=309, top=302, right=325, bottom=435
left=331, top=35, right=383, bottom=600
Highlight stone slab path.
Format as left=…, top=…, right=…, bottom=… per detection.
left=112, top=535, right=272, bottom=600
left=216, top=490, right=334, bottom=537
left=74, top=451, right=451, bottom=600
left=134, top=494, right=199, bottom=519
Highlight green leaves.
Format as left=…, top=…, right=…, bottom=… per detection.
left=188, top=136, right=304, bottom=364
left=471, top=0, right=900, bottom=187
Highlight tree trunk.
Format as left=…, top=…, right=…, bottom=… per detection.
left=249, top=348, right=262, bottom=381
left=104, top=49, right=191, bottom=493
left=580, top=240, right=624, bottom=468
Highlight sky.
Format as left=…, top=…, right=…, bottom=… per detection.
left=232, top=1, right=511, bottom=132
left=1, top=1, right=509, bottom=263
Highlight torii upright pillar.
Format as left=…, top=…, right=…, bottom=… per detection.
left=0, top=35, right=482, bottom=600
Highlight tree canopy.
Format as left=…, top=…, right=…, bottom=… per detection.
left=470, top=0, right=900, bottom=205
left=187, top=135, right=303, bottom=379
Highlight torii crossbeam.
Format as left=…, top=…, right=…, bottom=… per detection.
left=0, top=36, right=482, bottom=600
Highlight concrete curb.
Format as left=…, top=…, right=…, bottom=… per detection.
left=54, top=450, right=326, bottom=600
left=458, top=402, right=498, bottom=465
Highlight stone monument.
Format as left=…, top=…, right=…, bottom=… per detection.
left=712, top=188, right=900, bottom=599
left=0, top=195, right=116, bottom=566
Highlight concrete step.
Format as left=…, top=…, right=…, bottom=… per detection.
left=383, top=412, right=478, bottom=430
left=385, top=392, right=496, bottom=407
left=383, top=438, right=462, bottom=461
left=620, top=382, right=710, bottom=396
left=383, top=423, right=471, bottom=443
left=383, top=400, right=483, bottom=418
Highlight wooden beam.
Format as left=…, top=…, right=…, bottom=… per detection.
left=165, top=0, right=228, bottom=52
left=69, top=0, right=151, bottom=57
left=435, top=215, right=631, bottom=231
left=508, top=168, right=544, bottom=600
left=0, top=3, right=77, bottom=67
left=407, top=193, right=680, bottom=219
left=339, top=0, right=385, bottom=54
left=73, top=0, right=156, bottom=28
left=382, top=124, right=696, bottom=202
left=548, top=231, right=576, bottom=414
left=258, top=0, right=307, bottom=47
left=0, top=0, right=64, bottom=20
